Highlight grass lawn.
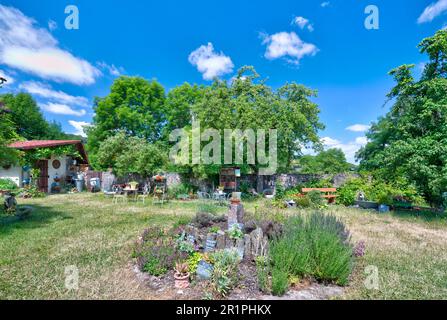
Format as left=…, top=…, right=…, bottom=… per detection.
left=1, top=193, right=447, bottom=300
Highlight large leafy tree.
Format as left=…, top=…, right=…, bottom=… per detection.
left=357, top=30, right=447, bottom=205
left=87, top=76, right=166, bottom=168
left=0, top=93, right=65, bottom=140
left=298, top=148, right=352, bottom=174
left=162, top=83, right=204, bottom=138
left=95, top=132, right=167, bottom=178
left=0, top=106, right=21, bottom=166
left=169, top=66, right=324, bottom=179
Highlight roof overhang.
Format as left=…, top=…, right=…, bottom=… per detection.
left=8, top=140, right=89, bottom=164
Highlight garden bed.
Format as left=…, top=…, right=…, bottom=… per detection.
left=131, top=201, right=359, bottom=300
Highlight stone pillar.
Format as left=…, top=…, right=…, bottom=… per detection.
left=228, top=203, right=244, bottom=230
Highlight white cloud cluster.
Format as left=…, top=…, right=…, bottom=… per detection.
left=321, top=136, right=368, bottom=163
left=20, top=81, right=89, bottom=107
left=0, top=5, right=100, bottom=85
left=48, top=19, right=57, bottom=31
left=292, top=16, right=314, bottom=32
left=40, top=102, right=86, bottom=117
left=97, top=61, right=124, bottom=77
left=262, top=31, right=318, bottom=65
left=346, top=124, right=371, bottom=132
left=321, top=2, right=330, bottom=8
left=188, top=43, right=234, bottom=80
left=68, top=120, right=90, bottom=137
left=418, top=0, right=447, bottom=24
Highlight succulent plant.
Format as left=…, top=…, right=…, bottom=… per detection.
left=175, top=261, right=189, bottom=276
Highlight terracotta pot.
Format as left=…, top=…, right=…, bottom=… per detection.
left=174, top=272, right=190, bottom=289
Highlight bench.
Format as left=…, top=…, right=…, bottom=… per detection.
left=302, top=188, right=337, bottom=204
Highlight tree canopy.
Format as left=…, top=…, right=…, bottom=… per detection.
left=86, top=76, right=166, bottom=167
left=94, top=132, right=167, bottom=178
left=0, top=93, right=80, bottom=166
left=298, top=148, right=352, bottom=174
left=87, top=67, right=324, bottom=178
left=357, top=30, right=447, bottom=205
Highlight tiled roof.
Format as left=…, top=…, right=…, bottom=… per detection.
left=8, top=140, right=89, bottom=164
left=9, top=140, right=82, bottom=150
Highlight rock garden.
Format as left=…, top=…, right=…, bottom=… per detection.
left=132, top=195, right=364, bottom=300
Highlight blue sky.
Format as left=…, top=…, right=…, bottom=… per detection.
left=1, top=0, right=446, bottom=162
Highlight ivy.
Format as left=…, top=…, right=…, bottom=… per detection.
left=23, top=145, right=81, bottom=167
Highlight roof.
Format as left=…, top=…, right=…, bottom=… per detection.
left=9, top=140, right=89, bottom=164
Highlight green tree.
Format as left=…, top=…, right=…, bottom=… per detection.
left=357, top=30, right=447, bottom=205
left=87, top=76, right=166, bottom=168
left=1, top=93, right=51, bottom=140
left=95, top=132, right=167, bottom=178
left=163, top=83, right=204, bottom=137
left=299, top=148, right=352, bottom=174
left=0, top=93, right=75, bottom=141
left=0, top=108, right=21, bottom=166
left=170, top=66, right=324, bottom=180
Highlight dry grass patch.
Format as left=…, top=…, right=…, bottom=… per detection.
left=1, top=194, right=446, bottom=299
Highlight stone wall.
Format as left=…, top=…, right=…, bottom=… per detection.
left=96, top=171, right=358, bottom=192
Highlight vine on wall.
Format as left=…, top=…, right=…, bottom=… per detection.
left=23, top=145, right=81, bottom=167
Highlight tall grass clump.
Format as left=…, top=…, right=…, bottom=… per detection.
left=269, top=212, right=354, bottom=294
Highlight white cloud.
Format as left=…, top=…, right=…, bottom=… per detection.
left=40, top=102, right=86, bottom=117
left=20, top=81, right=89, bottom=107
left=0, top=69, right=14, bottom=86
left=48, top=19, right=57, bottom=31
left=261, top=31, right=318, bottom=65
left=346, top=124, right=371, bottom=132
left=97, top=61, right=124, bottom=77
left=418, top=0, right=447, bottom=24
left=321, top=136, right=368, bottom=164
left=291, top=16, right=314, bottom=32
left=321, top=2, right=330, bottom=8
left=0, top=5, right=100, bottom=85
left=303, top=136, right=368, bottom=164
left=188, top=43, right=234, bottom=80
left=68, top=120, right=90, bottom=137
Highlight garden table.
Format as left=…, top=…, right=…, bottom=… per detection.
left=213, top=192, right=228, bottom=206
left=124, top=187, right=138, bottom=201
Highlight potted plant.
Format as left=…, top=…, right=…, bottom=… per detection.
left=174, top=261, right=190, bottom=289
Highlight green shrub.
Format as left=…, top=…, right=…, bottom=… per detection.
left=133, top=227, right=187, bottom=276
left=308, top=212, right=351, bottom=243
left=270, top=217, right=312, bottom=275
left=227, top=225, right=244, bottom=240
left=310, top=230, right=353, bottom=285
left=0, top=178, right=18, bottom=191
left=271, top=267, right=289, bottom=296
left=338, top=176, right=426, bottom=206
left=306, top=190, right=326, bottom=208
left=255, top=256, right=270, bottom=293
left=294, top=196, right=311, bottom=208
left=269, top=212, right=354, bottom=289
left=274, top=179, right=286, bottom=200
left=210, top=249, right=240, bottom=297
left=169, top=183, right=194, bottom=198
left=186, top=252, right=203, bottom=274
